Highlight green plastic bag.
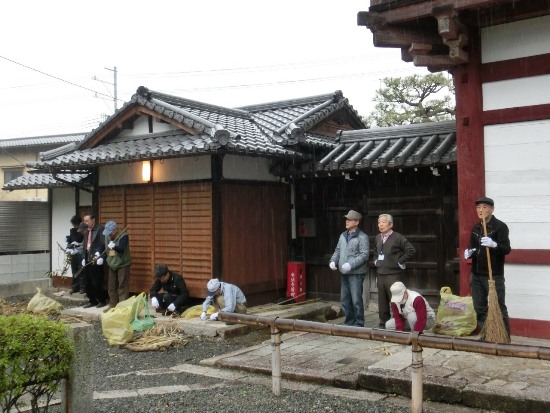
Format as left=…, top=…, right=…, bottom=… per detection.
left=131, top=294, right=155, bottom=332
left=433, top=287, right=477, bottom=336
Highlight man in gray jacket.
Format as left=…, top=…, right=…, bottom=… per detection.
left=329, top=210, right=369, bottom=327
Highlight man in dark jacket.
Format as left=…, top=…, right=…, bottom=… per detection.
left=81, top=212, right=107, bottom=309
left=67, top=215, right=84, bottom=294
left=149, top=264, right=190, bottom=315
left=374, top=213, right=416, bottom=328
left=464, top=196, right=511, bottom=335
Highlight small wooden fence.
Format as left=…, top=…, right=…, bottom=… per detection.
left=219, top=312, right=550, bottom=413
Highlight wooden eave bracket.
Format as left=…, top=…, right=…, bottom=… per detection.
left=434, top=6, right=469, bottom=64
left=373, top=26, right=443, bottom=48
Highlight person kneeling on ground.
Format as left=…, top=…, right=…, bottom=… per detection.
left=149, top=264, right=190, bottom=315
left=200, top=278, right=247, bottom=321
left=385, top=281, right=435, bottom=332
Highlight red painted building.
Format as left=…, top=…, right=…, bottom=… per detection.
left=359, top=0, right=550, bottom=338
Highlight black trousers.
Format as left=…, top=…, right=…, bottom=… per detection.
left=85, top=264, right=106, bottom=305
left=470, top=272, right=510, bottom=334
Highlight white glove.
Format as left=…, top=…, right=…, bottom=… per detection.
left=70, top=249, right=78, bottom=255
left=108, top=241, right=116, bottom=249
left=81, top=259, right=86, bottom=266
left=96, top=257, right=104, bottom=266
left=151, top=297, right=159, bottom=308
left=200, top=311, right=207, bottom=320
left=398, top=262, right=406, bottom=270
left=481, top=237, right=497, bottom=248
left=329, top=262, right=337, bottom=270
left=464, top=248, right=475, bottom=259
left=167, top=303, right=176, bottom=312
left=341, top=263, right=351, bottom=273
left=70, top=241, right=79, bottom=246
left=95, top=251, right=100, bottom=257
left=210, top=312, right=219, bottom=321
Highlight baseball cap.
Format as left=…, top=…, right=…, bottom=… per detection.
left=390, top=282, right=407, bottom=303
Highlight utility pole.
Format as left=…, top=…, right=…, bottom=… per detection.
left=93, top=66, right=118, bottom=112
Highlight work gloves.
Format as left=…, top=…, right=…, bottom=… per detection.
left=464, top=248, right=476, bottom=259
left=329, top=262, right=337, bottom=270
left=108, top=241, right=116, bottom=249
left=81, top=259, right=86, bottom=266
left=200, top=311, right=207, bottom=320
left=210, top=312, right=219, bottom=321
left=94, top=251, right=104, bottom=265
left=151, top=297, right=159, bottom=309
left=398, top=262, right=406, bottom=270
left=341, top=263, right=351, bottom=273
left=481, top=237, right=497, bottom=248
left=167, top=303, right=176, bottom=312
left=70, top=249, right=78, bottom=255
left=70, top=241, right=79, bottom=246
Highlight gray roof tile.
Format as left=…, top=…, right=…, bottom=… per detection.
left=3, top=173, right=89, bottom=190
left=315, top=121, right=456, bottom=172
left=0, top=133, right=85, bottom=149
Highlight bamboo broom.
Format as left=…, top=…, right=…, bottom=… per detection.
left=479, top=215, right=510, bottom=343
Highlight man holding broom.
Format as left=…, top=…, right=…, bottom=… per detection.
left=464, top=197, right=511, bottom=339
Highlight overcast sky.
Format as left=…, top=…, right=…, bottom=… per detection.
left=0, top=0, right=427, bottom=140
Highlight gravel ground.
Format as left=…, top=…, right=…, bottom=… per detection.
left=43, top=322, right=411, bottom=413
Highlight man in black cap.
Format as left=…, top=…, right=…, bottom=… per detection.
left=464, top=197, right=511, bottom=336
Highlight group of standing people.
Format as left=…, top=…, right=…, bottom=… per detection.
left=66, top=213, right=131, bottom=312
left=329, top=210, right=419, bottom=330
left=329, top=197, right=511, bottom=336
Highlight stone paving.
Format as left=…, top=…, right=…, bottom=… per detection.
left=57, top=291, right=550, bottom=413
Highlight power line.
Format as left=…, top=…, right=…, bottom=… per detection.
left=0, top=55, right=119, bottom=102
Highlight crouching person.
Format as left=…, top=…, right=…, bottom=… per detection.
left=149, top=264, right=190, bottom=315
left=385, top=281, right=435, bottom=332
left=200, top=278, right=247, bottom=321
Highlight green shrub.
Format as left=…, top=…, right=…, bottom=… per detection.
left=0, top=314, right=74, bottom=412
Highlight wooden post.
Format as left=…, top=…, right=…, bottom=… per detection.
left=411, top=333, right=423, bottom=413
left=271, top=324, right=281, bottom=396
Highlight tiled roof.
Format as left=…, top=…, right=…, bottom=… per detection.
left=28, top=87, right=360, bottom=171
left=315, top=121, right=456, bottom=172
left=2, top=173, right=89, bottom=191
left=0, top=133, right=85, bottom=148
left=27, top=129, right=305, bottom=170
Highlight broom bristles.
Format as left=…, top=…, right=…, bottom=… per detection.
left=480, top=279, right=510, bottom=343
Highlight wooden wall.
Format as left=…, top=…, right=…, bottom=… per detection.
left=221, top=182, right=289, bottom=305
left=99, top=182, right=213, bottom=296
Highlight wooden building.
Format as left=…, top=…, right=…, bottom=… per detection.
left=7, top=87, right=365, bottom=304
left=287, top=121, right=458, bottom=307
left=359, top=0, right=550, bottom=338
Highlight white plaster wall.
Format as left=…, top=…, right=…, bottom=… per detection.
left=154, top=156, right=211, bottom=182
left=99, top=157, right=211, bottom=186
left=482, top=74, right=550, bottom=111
left=51, top=188, right=77, bottom=276
left=484, top=121, right=550, bottom=249
left=79, top=188, right=93, bottom=208
left=481, top=15, right=550, bottom=63
left=118, top=116, right=179, bottom=137
left=506, top=264, right=550, bottom=321
left=223, top=155, right=279, bottom=181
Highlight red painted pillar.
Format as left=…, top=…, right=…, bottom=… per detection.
left=453, top=29, right=485, bottom=296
